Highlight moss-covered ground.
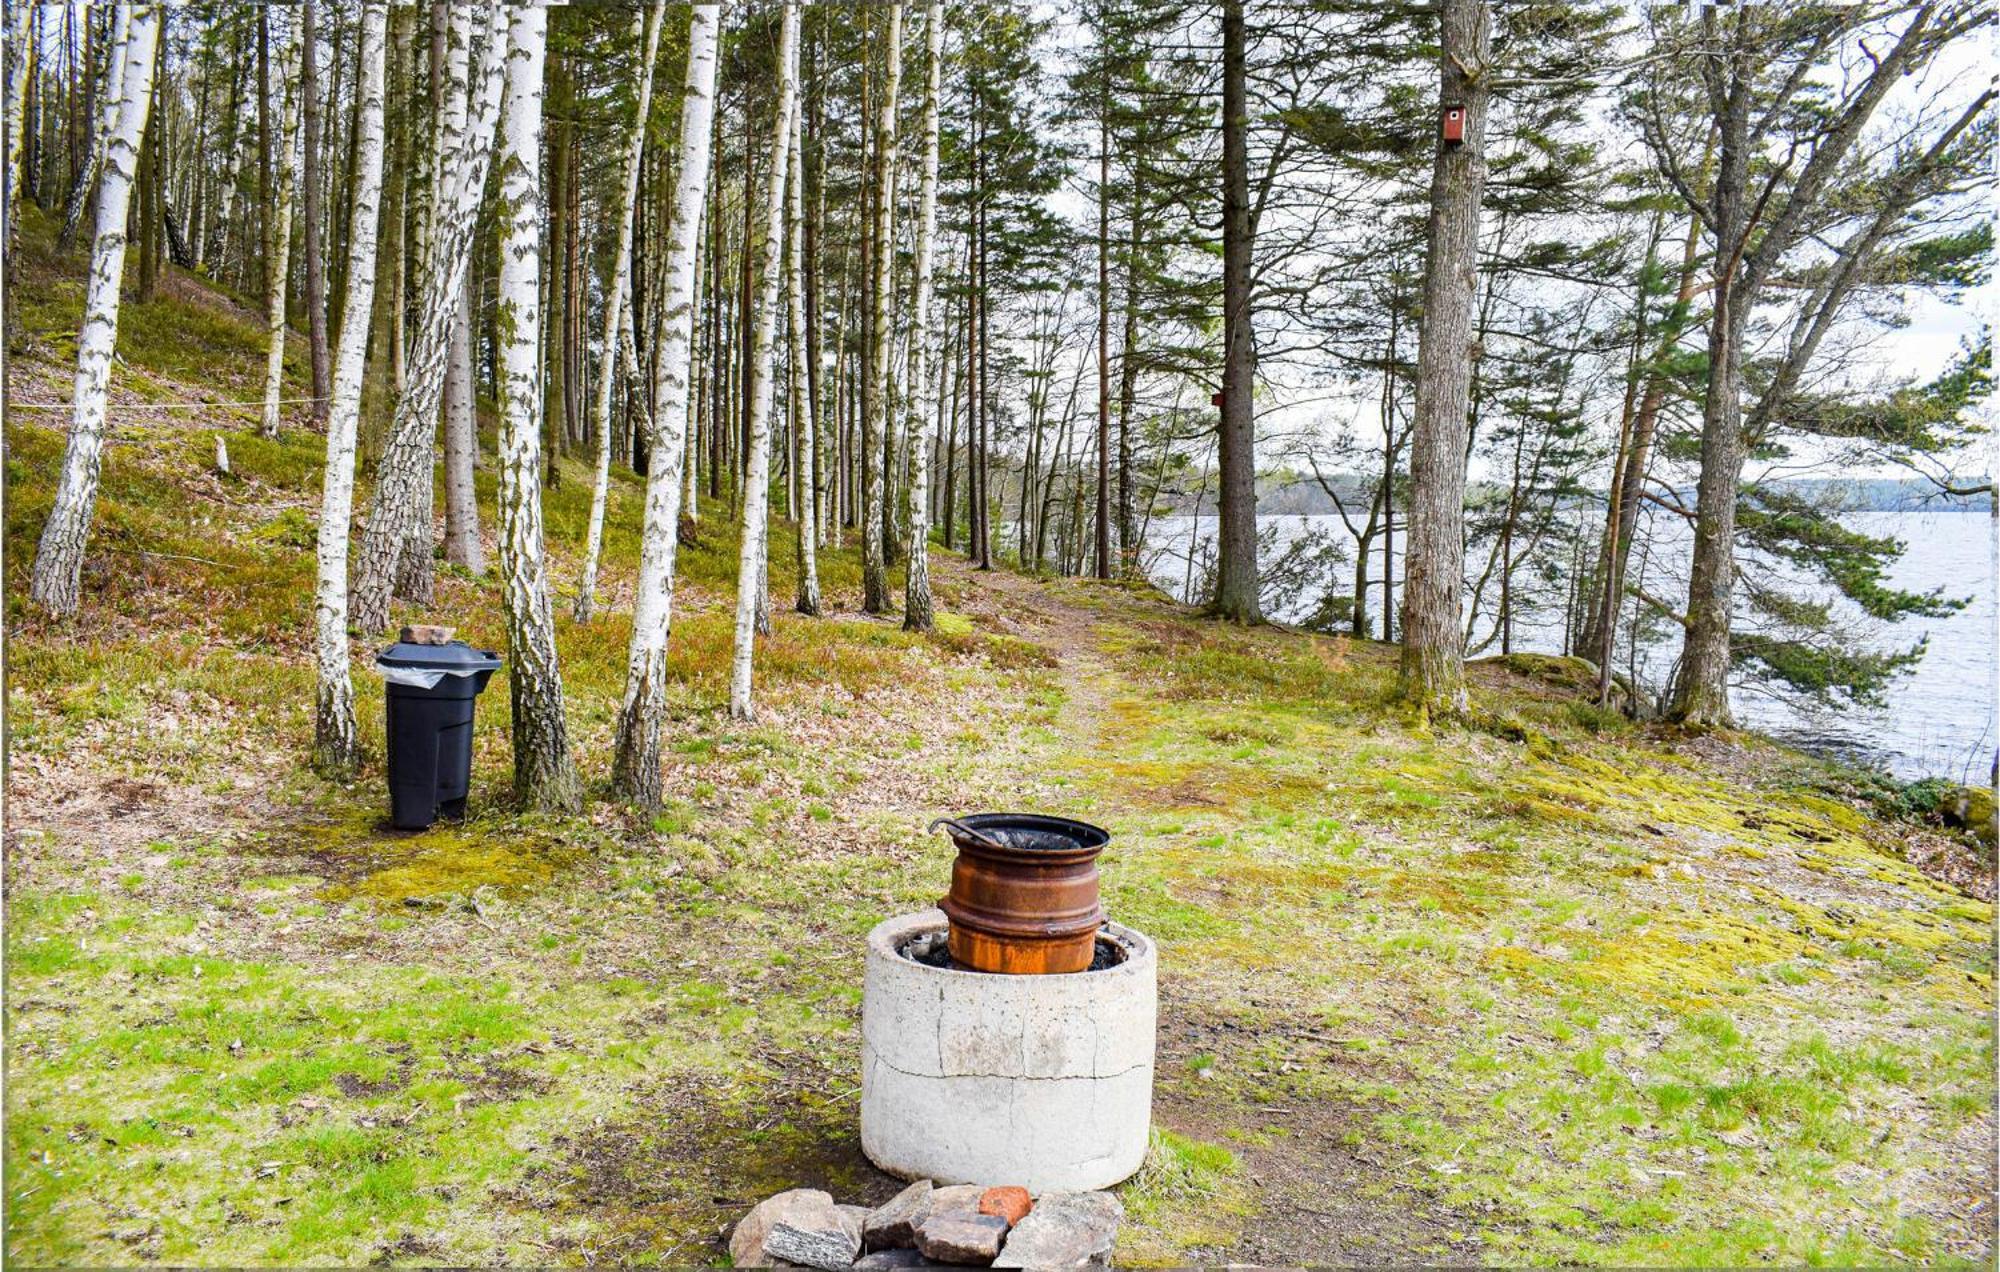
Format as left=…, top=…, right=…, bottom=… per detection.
left=5, top=209, right=1994, bottom=1266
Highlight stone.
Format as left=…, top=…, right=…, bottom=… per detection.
left=855, top=1249, right=934, bottom=1270
left=766, top=1197, right=864, bottom=1272
left=925, top=1184, right=986, bottom=1215
left=839, top=1203, right=875, bottom=1234
left=730, top=1189, right=834, bottom=1268
left=863, top=1179, right=933, bottom=1250
left=977, top=1186, right=1030, bottom=1227
left=862, top=914, right=1156, bottom=1194
left=914, top=1212, right=1009, bottom=1265
left=989, top=1191, right=1122, bottom=1269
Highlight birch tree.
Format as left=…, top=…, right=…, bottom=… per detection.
left=1397, top=0, right=1489, bottom=717
left=494, top=2, right=580, bottom=812
left=28, top=5, right=160, bottom=618
left=902, top=1, right=943, bottom=632
left=350, top=5, right=508, bottom=633
left=612, top=3, right=721, bottom=809
left=441, top=275, right=483, bottom=573
left=309, top=0, right=387, bottom=774
left=260, top=24, right=304, bottom=438
left=860, top=3, right=903, bottom=614
left=729, top=5, right=801, bottom=722
left=5, top=0, right=36, bottom=247
left=575, top=1, right=667, bottom=623
left=58, top=3, right=131, bottom=251
left=789, top=97, right=821, bottom=617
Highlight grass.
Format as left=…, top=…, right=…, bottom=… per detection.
left=5, top=206, right=1995, bottom=1267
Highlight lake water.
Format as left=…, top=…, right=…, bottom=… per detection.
left=1144, top=509, right=1997, bottom=783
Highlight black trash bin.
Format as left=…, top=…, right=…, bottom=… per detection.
left=375, top=634, right=503, bottom=830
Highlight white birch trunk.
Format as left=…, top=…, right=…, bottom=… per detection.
left=59, top=3, right=131, bottom=249
left=611, top=3, right=720, bottom=808
left=260, top=25, right=304, bottom=439
left=28, top=5, right=158, bottom=617
left=494, top=2, right=580, bottom=813
left=5, top=0, right=36, bottom=247
left=788, top=99, right=820, bottom=618
left=902, top=2, right=943, bottom=631
left=575, top=0, right=666, bottom=623
left=861, top=2, right=902, bottom=613
left=309, top=0, right=388, bottom=774
left=728, top=5, right=800, bottom=722
left=351, top=4, right=508, bottom=633
left=208, top=45, right=255, bottom=274
left=441, top=271, right=483, bottom=573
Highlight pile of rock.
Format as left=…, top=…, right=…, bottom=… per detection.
left=729, top=1180, right=1122, bottom=1269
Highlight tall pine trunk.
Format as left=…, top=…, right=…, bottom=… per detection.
left=1397, top=0, right=1490, bottom=716
left=493, top=2, right=580, bottom=812
left=575, top=1, right=667, bottom=623
left=1213, top=0, right=1259, bottom=621
left=29, top=4, right=160, bottom=618
left=612, top=2, right=721, bottom=810
left=902, top=1, right=943, bottom=630
left=309, top=0, right=387, bottom=775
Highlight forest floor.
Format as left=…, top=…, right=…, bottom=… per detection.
left=4, top=212, right=1995, bottom=1267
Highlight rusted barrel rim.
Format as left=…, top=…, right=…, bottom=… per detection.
left=930, top=812, right=1110, bottom=862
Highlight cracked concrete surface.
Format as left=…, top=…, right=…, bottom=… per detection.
left=860, top=910, right=1156, bottom=1192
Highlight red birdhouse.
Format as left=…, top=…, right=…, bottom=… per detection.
left=1211, top=391, right=1225, bottom=409
left=1442, top=105, right=1465, bottom=144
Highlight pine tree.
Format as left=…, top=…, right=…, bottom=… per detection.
left=1397, top=0, right=1490, bottom=716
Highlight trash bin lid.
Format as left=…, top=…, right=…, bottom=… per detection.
left=376, top=638, right=503, bottom=672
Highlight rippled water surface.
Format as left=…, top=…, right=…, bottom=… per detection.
left=1147, top=509, right=1996, bottom=782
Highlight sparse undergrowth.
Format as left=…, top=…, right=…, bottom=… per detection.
left=5, top=214, right=1994, bottom=1267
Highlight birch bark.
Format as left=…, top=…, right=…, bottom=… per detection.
left=58, top=3, right=130, bottom=251
left=494, top=2, right=580, bottom=812
left=902, top=1, right=943, bottom=631
left=575, top=1, right=666, bottom=623
left=260, top=25, right=303, bottom=438
left=788, top=98, right=820, bottom=617
left=441, top=272, right=483, bottom=572
left=612, top=3, right=721, bottom=809
left=350, top=4, right=508, bottom=633
left=860, top=2, right=902, bottom=613
left=728, top=5, right=800, bottom=722
left=309, top=0, right=387, bottom=774
left=29, top=5, right=160, bottom=618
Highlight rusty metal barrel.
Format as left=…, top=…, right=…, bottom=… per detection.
left=933, top=813, right=1111, bottom=974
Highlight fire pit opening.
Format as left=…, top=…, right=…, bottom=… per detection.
left=898, top=927, right=1131, bottom=973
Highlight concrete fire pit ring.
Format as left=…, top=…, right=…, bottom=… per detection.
left=860, top=908, right=1156, bottom=1194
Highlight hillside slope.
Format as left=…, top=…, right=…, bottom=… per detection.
left=5, top=222, right=1994, bottom=1266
